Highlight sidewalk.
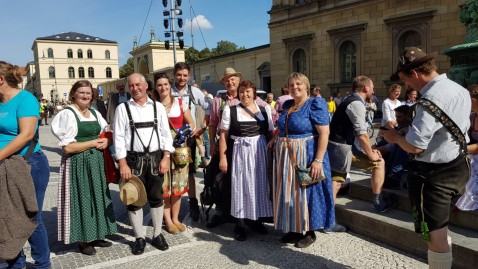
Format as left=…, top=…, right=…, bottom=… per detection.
left=1, top=123, right=427, bottom=268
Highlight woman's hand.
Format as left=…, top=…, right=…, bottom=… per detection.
left=309, top=161, right=323, bottom=179
left=95, top=138, right=109, bottom=150
left=219, top=156, right=227, bottom=173
left=159, top=157, right=170, bottom=174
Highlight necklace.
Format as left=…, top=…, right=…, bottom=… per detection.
left=291, top=99, right=307, bottom=111
left=74, top=104, right=89, bottom=116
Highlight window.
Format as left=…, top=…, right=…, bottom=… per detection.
left=78, top=49, right=83, bottom=58
left=88, top=67, right=94, bottom=78
left=68, top=67, right=75, bottom=78
left=292, top=49, right=307, bottom=74
left=399, top=31, right=421, bottom=52
left=79, top=67, right=85, bottom=78
left=67, top=49, right=73, bottom=58
left=87, top=49, right=93, bottom=59
left=106, top=67, right=112, bottom=78
left=47, top=48, right=54, bottom=58
left=340, top=41, right=357, bottom=83
left=48, top=66, right=55, bottom=78
left=105, top=50, right=111, bottom=59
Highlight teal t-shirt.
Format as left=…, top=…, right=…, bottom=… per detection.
left=0, top=90, right=41, bottom=156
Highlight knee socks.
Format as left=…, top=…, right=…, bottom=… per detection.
left=150, top=205, right=164, bottom=237
left=128, top=209, right=144, bottom=239
left=428, top=250, right=452, bottom=269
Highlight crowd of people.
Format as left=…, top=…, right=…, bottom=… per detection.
left=1, top=45, right=476, bottom=269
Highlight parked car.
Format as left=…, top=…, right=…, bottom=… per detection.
left=216, top=89, right=268, bottom=101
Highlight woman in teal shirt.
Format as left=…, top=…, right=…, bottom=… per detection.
left=0, top=61, right=51, bottom=269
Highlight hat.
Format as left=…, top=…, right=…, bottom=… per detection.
left=220, top=67, right=242, bottom=83
left=119, top=176, right=147, bottom=207
left=390, top=47, right=437, bottom=81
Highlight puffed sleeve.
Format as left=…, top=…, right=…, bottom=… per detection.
left=93, top=109, right=109, bottom=131
left=264, top=105, right=274, bottom=131
left=51, top=109, right=78, bottom=146
left=219, top=106, right=231, bottom=131
left=310, top=97, right=329, bottom=126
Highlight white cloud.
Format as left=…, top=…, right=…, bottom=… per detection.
left=184, top=15, right=213, bottom=30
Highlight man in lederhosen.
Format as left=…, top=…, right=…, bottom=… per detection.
left=114, top=73, right=174, bottom=255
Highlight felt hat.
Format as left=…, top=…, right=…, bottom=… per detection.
left=220, top=67, right=242, bottom=83
left=390, top=47, right=437, bottom=81
left=119, top=176, right=147, bottom=207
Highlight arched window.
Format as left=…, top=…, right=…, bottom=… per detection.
left=106, top=67, right=112, bottom=78
left=48, top=66, right=55, bottom=78
left=292, top=49, right=306, bottom=74
left=47, top=48, right=54, bottom=58
left=105, top=50, right=111, bottom=59
left=399, top=31, right=421, bottom=52
left=87, top=49, right=93, bottom=59
left=79, top=67, right=85, bottom=78
left=78, top=49, right=83, bottom=58
left=67, top=49, right=73, bottom=58
left=88, top=67, right=95, bottom=78
left=340, top=41, right=357, bottom=83
left=68, top=67, right=75, bottom=78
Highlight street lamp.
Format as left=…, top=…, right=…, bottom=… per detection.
left=162, top=0, right=184, bottom=64
left=42, top=49, right=58, bottom=101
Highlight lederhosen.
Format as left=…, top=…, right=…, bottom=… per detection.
left=123, top=102, right=164, bottom=211
left=216, top=104, right=268, bottom=219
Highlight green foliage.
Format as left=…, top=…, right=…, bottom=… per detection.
left=119, top=57, right=134, bottom=78
left=184, top=41, right=244, bottom=64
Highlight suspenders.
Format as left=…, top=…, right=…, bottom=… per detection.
left=123, top=102, right=160, bottom=153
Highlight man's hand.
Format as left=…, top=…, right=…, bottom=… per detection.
left=119, top=162, right=132, bottom=180
left=379, top=128, right=400, bottom=144
left=159, top=157, right=170, bottom=174
left=210, top=141, right=217, bottom=156
left=191, top=127, right=204, bottom=138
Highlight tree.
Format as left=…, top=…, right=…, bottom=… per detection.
left=119, top=57, right=134, bottom=78
left=198, top=48, right=212, bottom=60
left=212, top=40, right=244, bottom=56
left=185, top=47, right=200, bottom=64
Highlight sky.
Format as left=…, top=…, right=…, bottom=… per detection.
left=1, top=0, right=271, bottom=67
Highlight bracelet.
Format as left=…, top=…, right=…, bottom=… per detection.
left=314, top=159, right=323, bottom=163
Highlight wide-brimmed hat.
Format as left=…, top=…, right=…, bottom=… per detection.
left=119, top=176, right=147, bottom=207
left=390, top=47, right=437, bottom=81
left=220, top=67, right=242, bottom=83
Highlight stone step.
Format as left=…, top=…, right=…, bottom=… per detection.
left=335, top=196, right=478, bottom=269
left=347, top=178, right=478, bottom=232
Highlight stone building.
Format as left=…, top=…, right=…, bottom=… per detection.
left=27, top=32, right=120, bottom=101
left=268, top=0, right=467, bottom=98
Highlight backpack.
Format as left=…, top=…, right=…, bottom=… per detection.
left=199, top=154, right=223, bottom=221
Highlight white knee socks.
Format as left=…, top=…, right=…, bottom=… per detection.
left=428, top=250, right=452, bottom=269
left=150, top=205, right=164, bottom=237
left=128, top=209, right=145, bottom=239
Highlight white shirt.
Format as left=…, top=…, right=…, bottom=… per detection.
left=220, top=103, right=274, bottom=132
left=381, top=98, right=402, bottom=126
left=113, top=98, right=174, bottom=160
left=51, top=106, right=108, bottom=146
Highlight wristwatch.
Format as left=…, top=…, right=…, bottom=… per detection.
left=200, top=125, right=207, bottom=131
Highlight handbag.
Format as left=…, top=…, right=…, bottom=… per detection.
left=99, top=131, right=119, bottom=184
left=327, top=140, right=352, bottom=174
left=285, top=107, right=325, bottom=186
left=172, top=145, right=192, bottom=165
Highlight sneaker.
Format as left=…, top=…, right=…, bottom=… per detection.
left=374, top=195, right=398, bottom=213
left=322, top=223, right=347, bottom=233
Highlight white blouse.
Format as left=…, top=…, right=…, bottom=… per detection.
left=167, top=97, right=189, bottom=118
left=51, top=106, right=108, bottom=147
left=220, top=103, right=274, bottom=131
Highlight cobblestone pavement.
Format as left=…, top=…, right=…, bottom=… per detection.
left=1, top=124, right=427, bottom=268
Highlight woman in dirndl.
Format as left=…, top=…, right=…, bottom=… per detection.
left=218, top=80, right=274, bottom=241
left=155, top=73, right=195, bottom=234
left=271, top=72, right=335, bottom=248
left=52, top=80, right=117, bottom=255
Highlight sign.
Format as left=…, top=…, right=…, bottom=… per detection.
left=98, top=86, right=103, bottom=96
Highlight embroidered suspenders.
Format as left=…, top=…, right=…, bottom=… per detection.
left=123, top=102, right=160, bottom=153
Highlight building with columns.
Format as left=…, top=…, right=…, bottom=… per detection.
left=26, top=32, right=120, bottom=101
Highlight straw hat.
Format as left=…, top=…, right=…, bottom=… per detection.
left=220, top=67, right=242, bottom=83
left=119, top=176, right=147, bottom=207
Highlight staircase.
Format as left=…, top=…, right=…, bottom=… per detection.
left=335, top=169, right=478, bottom=269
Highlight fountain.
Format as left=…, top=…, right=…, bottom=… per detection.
left=444, top=0, right=478, bottom=87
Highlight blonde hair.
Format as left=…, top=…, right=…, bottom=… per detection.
left=287, top=72, right=310, bottom=92
left=0, top=61, right=23, bottom=88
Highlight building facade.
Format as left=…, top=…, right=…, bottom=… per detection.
left=268, top=0, right=467, bottom=98
left=27, top=32, right=120, bottom=101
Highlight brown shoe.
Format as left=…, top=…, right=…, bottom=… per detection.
left=166, top=223, right=179, bottom=234
left=175, top=223, right=186, bottom=232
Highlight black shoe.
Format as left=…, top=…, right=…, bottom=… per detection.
left=79, top=242, right=96, bottom=255
left=233, top=225, right=247, bottom=241
left=132, top=238, right=146, bottom=255
left=322, top=223, right=347, bottom=233
left=294, top=232, right=316, bottom=248
left=152, top=233, right=169, bottom=251
left=92, top=239, right=112, bottom=247
left=247, top=220, right=268, bottom=234
left=189, top=197, right=200, bottom=222
left=206, top=214, right=224, bottom=228
left=281, top=232, right=302, bottom=244
left=374, top=195, right=398, bottom=213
